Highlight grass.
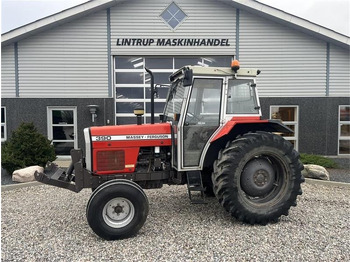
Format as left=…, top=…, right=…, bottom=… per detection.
left=300, top=153, right=338, bottom=168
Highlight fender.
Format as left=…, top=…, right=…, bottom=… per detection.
left=211, top=117, right=293, bottom=143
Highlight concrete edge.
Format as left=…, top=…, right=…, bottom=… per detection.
left=1, top=178, right=349, bottom=192
left=304, top=178, right=350, bottom=188
left=1, top=181, right=42, bottom=192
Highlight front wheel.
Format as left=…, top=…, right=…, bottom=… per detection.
left=212, top=132, right=304, bottom=225
left=86, top=179, right=149, bottom=240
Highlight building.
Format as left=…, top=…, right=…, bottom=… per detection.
left=1, top=0, right=349, bottom=158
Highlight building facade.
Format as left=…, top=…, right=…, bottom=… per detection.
left=1, top=0, right=350, bottom=157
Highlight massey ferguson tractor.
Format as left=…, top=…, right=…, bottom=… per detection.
left=35, top=60, right=304, bottom=240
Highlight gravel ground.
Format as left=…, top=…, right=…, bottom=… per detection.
left=1, top=183, right=349, bottom=261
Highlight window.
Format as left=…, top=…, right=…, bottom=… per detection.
left=114, top=56, right=232, bottom=125
left=226, top=79, right=259, bottom=114
left=270, top=106, right=299, bottom=150
left=1, top=107, right=6, bottom=142
left=160, top=2, right=187, bottom=30
left=48, top=107, right=77, bottom=156
left=339, top=105, right=350, bottom=155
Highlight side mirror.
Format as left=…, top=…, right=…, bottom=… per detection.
left=183, top=68, right=193, bottom=87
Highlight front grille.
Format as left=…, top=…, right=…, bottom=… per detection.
left=96, top=150, right=125, bottom=171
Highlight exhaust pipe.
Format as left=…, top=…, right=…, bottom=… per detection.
left=145, top=67, right=155, bottom=124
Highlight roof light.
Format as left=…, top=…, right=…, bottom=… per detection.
left=231, top=59, right=240, bottom=73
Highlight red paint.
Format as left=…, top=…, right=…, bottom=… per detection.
left=90, top=123, right=172, bottom=136
left=211, top=116, right=268, bottom=142
left=91, top=123, right=172, bottom=175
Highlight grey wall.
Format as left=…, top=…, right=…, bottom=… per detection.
left=240, top=10, right=327, bottom=97
left=260, top=97, right=349, bottom=155
left=1, top=45, right=16, bottom=97
left=1, top=98, right=115, bottom=150
left=110, top=0, right=236, bottom=55
left=2, top=10, right=109, bottom=99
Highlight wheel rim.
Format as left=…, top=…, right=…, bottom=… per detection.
left=102, top=197, right=135, bottom=228
left=239, top=154, right=288, bottom=206
left=241, top=158, right=275, bottom=197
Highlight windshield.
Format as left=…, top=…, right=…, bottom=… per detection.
left=226, top=79, right=259, bottom=114
left=163, top=79, right=190, bottom=121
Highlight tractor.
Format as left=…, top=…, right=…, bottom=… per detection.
left=35, top=60, right=304, bottom=240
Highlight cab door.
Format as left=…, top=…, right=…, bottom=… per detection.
left=180, top=78, right=223, bottom=168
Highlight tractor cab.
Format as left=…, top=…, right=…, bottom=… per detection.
left=162, top=63, right=262, bottom=171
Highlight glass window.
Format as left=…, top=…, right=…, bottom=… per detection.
left=164, top=80, right=190, bottom=120
left=117, top=87, right=144, bottom=99
left=160, top=2, right=187, bottom=29
left=175, top=57, right=201, bottom=68
left=145, top=58, right=172, bottom=69
left=116, top=102, right=144, bottom=114
left=270, top=106, right=298, bottom=150
left=339, top=105, right=350, bottom=155
left=146, top=102, right=166, bottom=113
left=116, top=72, right=143, bottom=84
left=147, top=72, right=171, bottom=85
left=52, top=110, right=74, bottom=124
left=53, top=126, right=74, bottom=140
left=227, top=79, right=259, bottom=114
left=48, top=107, right=77, bottom=156
left=201, top=57, right=232, bottom=67
left=146, top=86, right=169, bottom=99
left=1, top=107, right=6, bottom=142
left=115, top=57, right=144, bottom=69
left=271, top=107, right=296, bottom=121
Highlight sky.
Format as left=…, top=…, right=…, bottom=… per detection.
left=1, top=0, right=349, bottom=36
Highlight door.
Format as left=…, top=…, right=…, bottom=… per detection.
left=181, top=78, right=223, bottom=167
left=48, top=107, right=77, bottom=156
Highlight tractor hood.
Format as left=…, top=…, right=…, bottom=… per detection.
left=89, top=123, right=172, bottom=143
left=86, top=123, right=173, bottom=174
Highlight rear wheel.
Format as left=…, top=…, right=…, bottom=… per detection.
left=86, top=179, right=149, bottom=240
left=212, top=132, right=304, bottom=225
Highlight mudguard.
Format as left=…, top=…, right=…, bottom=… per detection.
left=211, top=117, right=293, bottom=143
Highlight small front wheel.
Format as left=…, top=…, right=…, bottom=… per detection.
left=86, top=179, right=149, bottom=240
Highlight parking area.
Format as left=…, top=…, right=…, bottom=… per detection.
left=1, top=183, right=349, bottom=261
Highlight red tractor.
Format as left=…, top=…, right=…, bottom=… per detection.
left=35, top=61, right=304, bottom=240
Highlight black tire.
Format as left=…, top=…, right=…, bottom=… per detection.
left=202, top=168, right=215, bottom=197
left=212, top=132, right=304, bottom=225
left=86, top=179, right=149, bottom=240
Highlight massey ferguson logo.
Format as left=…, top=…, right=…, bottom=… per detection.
left=126, top=135, right=169, bottom=140
left=92, top=134, right=171, bottom=141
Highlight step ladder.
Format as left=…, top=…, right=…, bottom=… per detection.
left=186, top=171, right=206, bottom=204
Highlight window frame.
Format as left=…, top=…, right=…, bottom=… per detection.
left=270, top=105, right=299, bottom=150
left=338, top=105, right=350, bottom=155
left=47, top=106, right=78, bottom=158
left=1, top=107, right=7, bottom=142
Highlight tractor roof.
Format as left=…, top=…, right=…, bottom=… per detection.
left=170, top=66, right=260, bottom=82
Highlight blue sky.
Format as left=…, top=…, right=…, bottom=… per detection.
left=1, top=0, right=349, bottom=36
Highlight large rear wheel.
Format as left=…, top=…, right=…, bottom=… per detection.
left=86, top=179, right=149, bottom=240
left=212, top=132, right=304, bottom=225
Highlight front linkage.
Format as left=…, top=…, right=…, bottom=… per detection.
left=35, top=149, right=171, bottom=193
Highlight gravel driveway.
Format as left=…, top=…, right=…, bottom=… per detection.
left=1, top=183, right=349, bottom=261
